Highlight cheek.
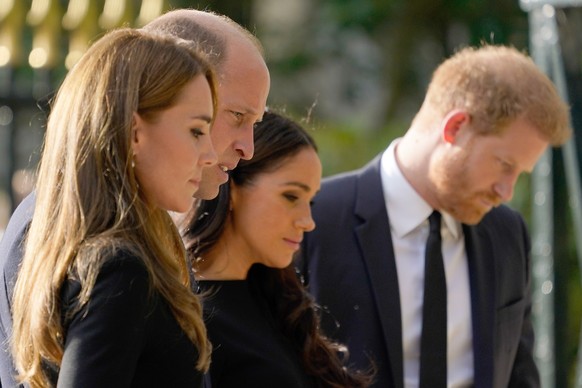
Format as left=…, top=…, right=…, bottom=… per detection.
left=237, top=195, right=281, bottom=236
left=210, top=120, right=230, bottom=155
left=430, top=151, right=471, bottom=195
left=241, top=201, right=272, bottom=227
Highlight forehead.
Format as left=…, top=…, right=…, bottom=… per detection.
left=473, top=118, right=549, bottom=172
left=217, top=45, right=270, bottom=114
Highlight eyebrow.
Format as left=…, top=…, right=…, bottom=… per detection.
left=280, top=181, right=312, bottom=192
left=226, top=104, right=263, bottom=121
left=192, top=115, right=213, bottom=123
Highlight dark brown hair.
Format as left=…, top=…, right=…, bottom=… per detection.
left=183, top=111, right=373, bottom=387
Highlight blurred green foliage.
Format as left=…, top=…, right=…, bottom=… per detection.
left=305, top=119, right=407, bottom=177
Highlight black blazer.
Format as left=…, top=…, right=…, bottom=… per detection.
left=0, top=192, right=35, bottom=388
left=298, top=155, right=539, bottom=388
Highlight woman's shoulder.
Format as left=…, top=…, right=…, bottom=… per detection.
left=101, top=247, right=147, bottom=272
left=63, top=244, right=151, bottom=310
left=75, top=240, right=148, bottom=275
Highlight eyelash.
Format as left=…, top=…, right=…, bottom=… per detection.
left=191, top=128, right=204, bottom=138
left=283, top=193, right=298, bottom=202
left=498, top=159, right=513, bottom=172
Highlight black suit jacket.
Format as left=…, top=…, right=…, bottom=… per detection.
left=298, top=155, right=539, bottom=388
left=0, top=192, right=35, bottom=388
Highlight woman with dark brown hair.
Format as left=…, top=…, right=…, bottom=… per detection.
left=183, top=111, right=372, bottom=387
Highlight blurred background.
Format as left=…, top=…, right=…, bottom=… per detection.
left=0, top=0, right=581, bottom=386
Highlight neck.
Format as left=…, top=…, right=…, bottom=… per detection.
left=396, top=125, right=440, bottom=209
left=194, top=235, right=252, bottom=281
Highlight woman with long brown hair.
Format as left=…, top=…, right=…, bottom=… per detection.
left=12, top=28, right=217, bottom=387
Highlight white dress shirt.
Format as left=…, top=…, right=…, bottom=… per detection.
left=380, top=139, right=474, bottom=388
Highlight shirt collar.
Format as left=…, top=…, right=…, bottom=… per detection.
left=380, top=139, right=461, bottom=240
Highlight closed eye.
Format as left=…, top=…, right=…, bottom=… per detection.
left=498, top=158, right=514, bottom=173
left=283, top=193, right=298, bottom=202
left=191, top=128, right=204, bottom=138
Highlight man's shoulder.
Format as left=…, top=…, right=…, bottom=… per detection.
left=0, top=192, right=36, bottom=270
left=472, top=204, right=528, bottom=243
left=480, top=204, right=525, bottom=227
left=320, top=156, right=382, bottom=194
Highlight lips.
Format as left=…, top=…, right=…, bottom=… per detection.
left=283, top=238, right=302, bottom=251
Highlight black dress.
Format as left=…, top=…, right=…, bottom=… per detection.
left=198, top=267, right=316, bottom=388
left=54, top=252, right=203, bottom=387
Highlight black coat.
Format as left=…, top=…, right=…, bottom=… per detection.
left=298, top=155, right=539, bottom=388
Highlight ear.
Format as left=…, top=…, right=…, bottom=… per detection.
left=442, top=110, right=470, bottom=144
left=131, top=112, right=142, bottom=155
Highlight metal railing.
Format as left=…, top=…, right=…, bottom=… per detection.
left=520, top=1, right=582, bottom=387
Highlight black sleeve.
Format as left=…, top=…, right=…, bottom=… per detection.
left=57, top=255, right=152, bottom=388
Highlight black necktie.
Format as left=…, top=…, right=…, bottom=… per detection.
left=419, top=211, right=447, bottom=388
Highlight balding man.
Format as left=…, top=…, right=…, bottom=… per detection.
left=145, top=10, right=269, bottom=200
left=0, top=9, right=269, bottom=387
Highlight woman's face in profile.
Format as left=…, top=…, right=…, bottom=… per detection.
left=228, top=147, right=322, bottom=270
left=131, top=75, right=217, bottom=213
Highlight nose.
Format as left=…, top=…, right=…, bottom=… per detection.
left=493, top=175, right=517, bottom=202
left=200, top=136, right=218, bottom=167
left=234, top=123, right=255, bottom=160
left=295, top=206, right=316, bottom=232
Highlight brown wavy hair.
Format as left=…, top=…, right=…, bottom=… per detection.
left=12, top=28, right=217, bottom=387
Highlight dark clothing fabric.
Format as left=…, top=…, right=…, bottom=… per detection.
left=0, top=192, right=35, bottom=388
left=55, top=253, right=203, bottom=387
left=0, top=193, right=204, bottom=387
left=198, top=271, right=315, bottom=388
left=298, top=155, right=539, bottom=388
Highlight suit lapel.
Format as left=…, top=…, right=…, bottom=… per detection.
left=354, top=156, right=404, bottom=388
left=464, top=224, right=495, bottom=388
left=351, top=155, right=497, bottom=387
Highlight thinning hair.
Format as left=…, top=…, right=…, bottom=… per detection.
left=143, top=9, right=265, bottom=73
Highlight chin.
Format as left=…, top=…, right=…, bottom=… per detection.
left=454, top=208, right=488, bottom=225
left=172, top=200, right=196, bottom=214
left=193, top=185, right=220, bottom=200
